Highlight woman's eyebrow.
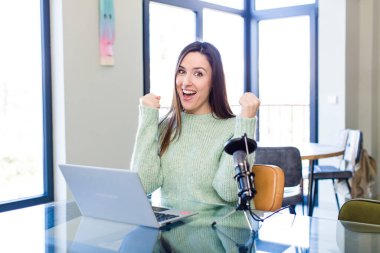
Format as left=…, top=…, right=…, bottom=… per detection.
left=178, top=65, right=208, bottom=72
left=193, top=67, right=207, bottom=71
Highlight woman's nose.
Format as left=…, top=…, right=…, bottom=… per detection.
left=182, top=74, right=192, bottom=88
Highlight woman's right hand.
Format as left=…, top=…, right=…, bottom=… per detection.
left=139, top=93, right=161, bottom=109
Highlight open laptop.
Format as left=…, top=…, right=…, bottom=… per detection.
left=59, top=164, right=197, bottom=228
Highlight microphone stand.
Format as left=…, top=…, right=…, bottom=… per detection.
left=211, top=134, right=261, bottom=232
left=214, top=222, right=258, bottom=253
left=211, top=194, right=258, bottom=231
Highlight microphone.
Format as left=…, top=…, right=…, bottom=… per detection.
left=212, top=134, right=262, bottom=230
left=232, top=150, right=255, bottom=202
left=224, top=134, right=257, bottom=204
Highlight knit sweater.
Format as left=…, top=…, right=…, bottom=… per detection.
left=130, top=106, right=257, bottom=205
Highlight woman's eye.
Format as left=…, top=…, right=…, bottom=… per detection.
left=194, top=71, right=203, bottom=77
left=177, top=69, right=185, bottom=75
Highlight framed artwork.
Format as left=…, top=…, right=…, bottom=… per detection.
left=99, top=0, right=115, bottom=66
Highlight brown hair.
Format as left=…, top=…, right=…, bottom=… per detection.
left=158, top=41, right=234, bottom=155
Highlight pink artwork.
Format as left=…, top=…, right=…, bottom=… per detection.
left=100, top=0, right=115, bottom=66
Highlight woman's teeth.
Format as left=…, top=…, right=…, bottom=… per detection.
left=183, top=89, right=196, bottom=95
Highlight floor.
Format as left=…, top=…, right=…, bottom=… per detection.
left=294, top=180, right=344, bottom=219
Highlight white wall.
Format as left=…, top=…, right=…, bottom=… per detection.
left=51, top=0, right=143, bottom=200
left=346, top=0, right=380, bottom=193
left=376, top=0, right=380, bottom=194
left=319, top=0, right=380, bottom=193
left=318, top=0, right=346, bottom=146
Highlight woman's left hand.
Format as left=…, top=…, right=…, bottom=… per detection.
left=239, top=92, right=260, bottom=118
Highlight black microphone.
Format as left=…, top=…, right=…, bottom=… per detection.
left=233, top=150, right=255, bottom=202
left=224, top=134, right=257, bottom=204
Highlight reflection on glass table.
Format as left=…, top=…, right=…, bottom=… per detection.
left=1, top=198, right=380, bottom=253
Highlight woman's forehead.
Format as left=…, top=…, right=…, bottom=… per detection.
left=180, top=52, right=211, bottom=69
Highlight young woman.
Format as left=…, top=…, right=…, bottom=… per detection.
left=131, top=41, right=260, bottom=205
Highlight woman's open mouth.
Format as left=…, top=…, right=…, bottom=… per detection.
left=182, top=89, right=197, bottom=100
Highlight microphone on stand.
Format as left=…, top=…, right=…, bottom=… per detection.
left=232, top=150, right=256, bottom=203
left=211, top=133, right=260, bottom=231
left=213, top=134, right=290, bottom=232
left=224, top=134, right=257, bottom=207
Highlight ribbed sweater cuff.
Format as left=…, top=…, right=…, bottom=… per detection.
left=235, top=116, right=257, bottom=139
left=139, top=105, right=159, bottom=125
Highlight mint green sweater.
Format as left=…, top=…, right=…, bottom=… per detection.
left=131, top=106, right=257, bottom=205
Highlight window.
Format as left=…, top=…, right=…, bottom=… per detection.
left=203, top=9, right=244, bottom=113
left=144, top=0, right=246, bottom=116
left=258, top=16, right=312, bottom=143
left=255, top=0, right=315, bottom=10
left=0, top=0, right=53, bottom=211
left=201, top=0, right=244, bottom=10
left=148, top=2, right=196, bottom=113
left=144, top=0, right=317, bottom=143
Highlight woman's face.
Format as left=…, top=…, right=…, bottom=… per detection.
left=175, top=52, right=212, bottom=115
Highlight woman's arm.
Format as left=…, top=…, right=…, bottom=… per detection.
left=212, top=116, right=257, bottom=203
left=130, top=105, right=163, bottom=194
left=213, top=92, right=260, bottom=203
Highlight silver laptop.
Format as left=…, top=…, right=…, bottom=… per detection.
left=59, top=164, right=196, bottom=228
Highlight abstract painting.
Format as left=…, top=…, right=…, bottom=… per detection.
left=99, top=0, right=115, bottom=66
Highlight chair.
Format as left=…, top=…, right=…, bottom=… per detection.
left=338, top=198, right=380, bottom=225
left=311, top=130, right=363, bottom=212
left=255, top=147, right=303, bottom=214
left=252, top=164, right=285, bottom=211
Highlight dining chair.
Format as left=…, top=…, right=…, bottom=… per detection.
left=311, top=130, right=363, bottom=212
left=254, top=147, right=303, bottom=214
left=338, top=198, right=380, bottom=225
left=252, top=164, right=285, bottom=211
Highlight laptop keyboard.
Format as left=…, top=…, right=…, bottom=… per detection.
left=151, top=206, right=179, bottom=222
left=154, top=212, right=178, bottom=222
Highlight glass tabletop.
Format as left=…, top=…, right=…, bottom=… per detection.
left=1, top=198, right=380, bottom=253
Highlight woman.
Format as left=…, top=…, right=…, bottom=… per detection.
left=131, top=41, right=260, bottom=205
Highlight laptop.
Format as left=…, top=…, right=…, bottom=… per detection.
left=59, top=164, right=197, bottom=228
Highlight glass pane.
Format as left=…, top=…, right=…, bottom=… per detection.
left=258, top=16, right=310, bottom=143
left=149, top=2, right=196, bottom=112
left=0, top=0, right=44, bottom=202
left=201, top=0, right=244, bottom=10
left=203, top=9, right=244, bottom=113
left=255, top=0, right=315, bottom=10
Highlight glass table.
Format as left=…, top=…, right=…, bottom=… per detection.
left=0, top=198, right=379, bottom=253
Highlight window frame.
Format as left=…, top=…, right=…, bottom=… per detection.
left=143, top=0, right=318, bottom=142
left=0, top=0, right=54, bottom=212
left=251, top=3, right=318, bottom=142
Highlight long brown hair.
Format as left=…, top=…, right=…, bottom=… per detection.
left=158, top=41, right=234, bottom=155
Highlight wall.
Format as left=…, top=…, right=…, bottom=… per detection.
left=346, top=0, right=380, bottom=193
left=319, top=0, right=380, bottom=193
left=51, top=0, right=143, bottom=200
left=376, top=0, right=380, bottom=194
left=318, top=0, right=346, bottom=147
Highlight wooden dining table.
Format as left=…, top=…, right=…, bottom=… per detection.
left=258, top=142, right=345, bottom=216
